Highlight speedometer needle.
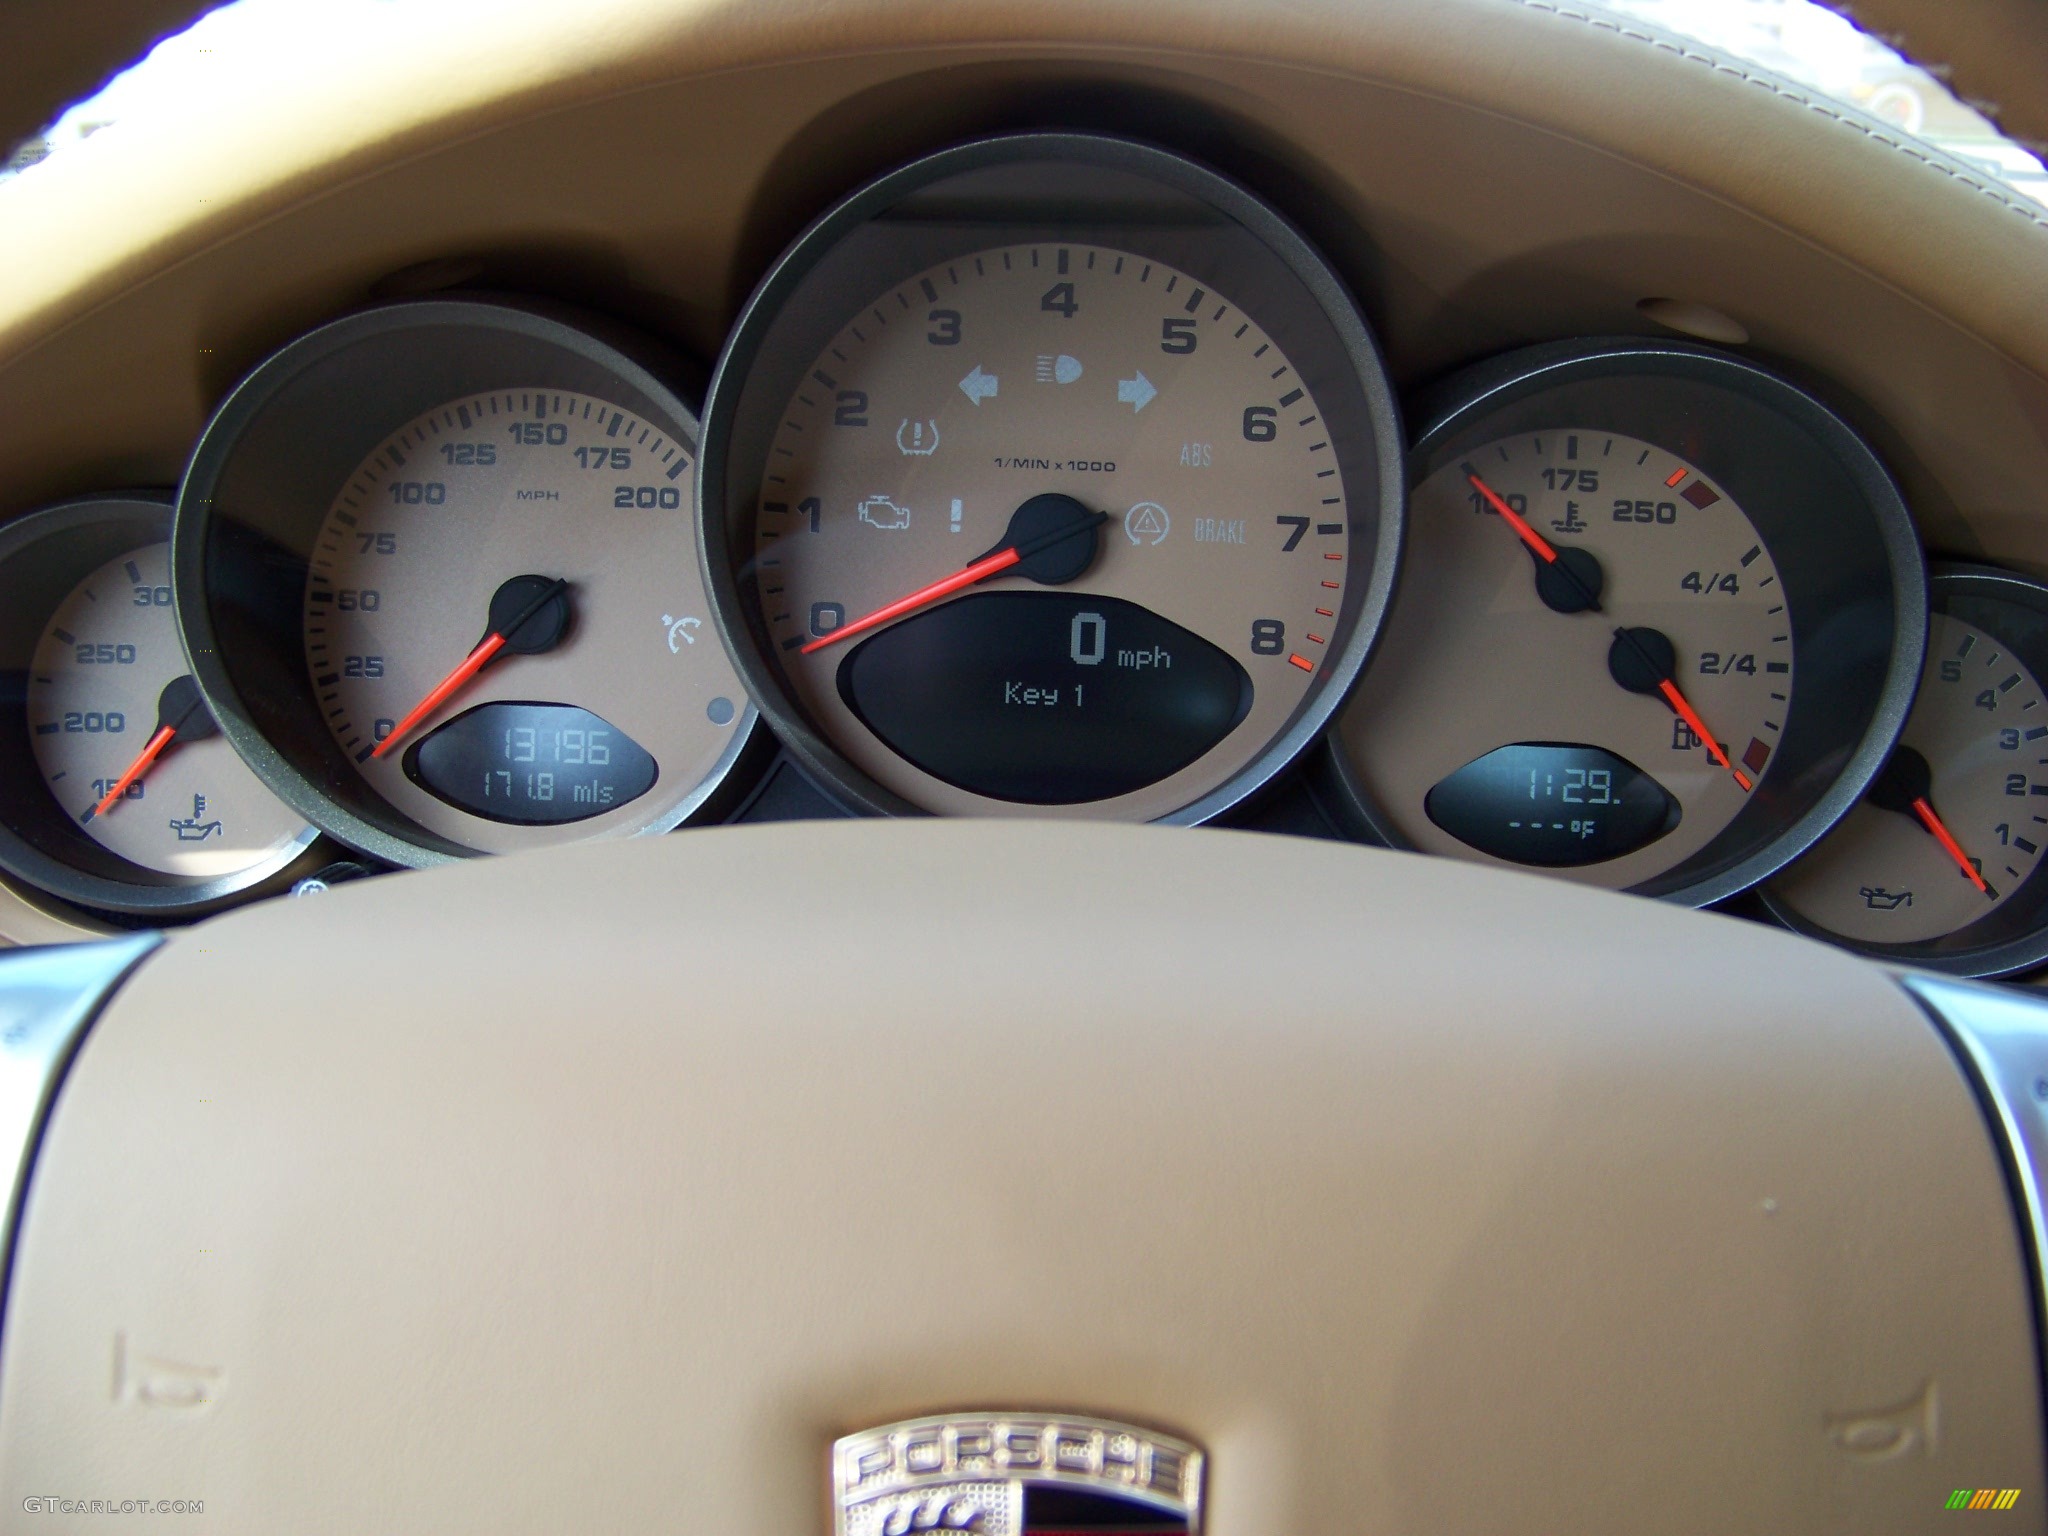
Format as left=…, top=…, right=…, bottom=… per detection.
left=89, top=675, right=216, bottom=820
left=801, top=494, right=1108, bottom=654
left=370, top=575, right=569, bottom=760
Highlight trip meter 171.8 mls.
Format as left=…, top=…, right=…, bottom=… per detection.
left=699, top=135, right=1404, bottom=821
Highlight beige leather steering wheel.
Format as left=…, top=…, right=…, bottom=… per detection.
left=2, top=1, right=2047, bottom=1531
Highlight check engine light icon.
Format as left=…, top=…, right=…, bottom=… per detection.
left=860, top=495, right=912, bottom=531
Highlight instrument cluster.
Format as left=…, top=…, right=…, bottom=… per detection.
left=0, top=130, right=2038, bottom=975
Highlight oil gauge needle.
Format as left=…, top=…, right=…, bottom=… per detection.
left=801, top=495, right=1108, bottom=654
left=1866, top=744, right=1991, bottom=895
left=89, top=675, right=216, bottom=820
left=371, top=575, right=569, bottom=760
left=1913, top=796, right=1990, bottom=894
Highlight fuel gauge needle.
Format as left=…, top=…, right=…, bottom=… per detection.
left=89, top=675, right=216, bottom=820
left=1607, top=625, right=1753, bottom=790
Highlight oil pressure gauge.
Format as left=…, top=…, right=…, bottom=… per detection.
left=1764, top=565, right=2048, bottom=976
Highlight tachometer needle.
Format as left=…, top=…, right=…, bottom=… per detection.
left=801, top=496, right=1108, bottom=654
left=89, top=674, right=216, bottom=820
left=371, top=576, right=569, bottom=760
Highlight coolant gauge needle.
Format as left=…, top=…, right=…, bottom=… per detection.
left=371, top=575, right=569, bottom=760
left=1466, top=469, right=1604, bottom=614
left=1866, top=743, right=1991, bottom=895
left=801, top=494, right=1108, bottom=654
left=88, top=674, right=217, bottom=819
left=1607, top=625, right=1753, bottom=790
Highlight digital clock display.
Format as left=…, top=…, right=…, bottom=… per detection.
left=1424, top=742, right=1680, bottom=867
left=403, top=701, right=657, bottom=826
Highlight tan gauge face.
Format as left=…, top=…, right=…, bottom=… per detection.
left=1340, top=430, right=1793, bottom=889
left=29, top=543, right=306, bottom=878
left=752, top=242, right=1353, bottom=818
left=305, top=390, right=748, bottom=854
left=1771, top=614, right=2045, bottom=943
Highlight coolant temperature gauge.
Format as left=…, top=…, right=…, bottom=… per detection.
left=1765, top=566, right=2048, bottom=976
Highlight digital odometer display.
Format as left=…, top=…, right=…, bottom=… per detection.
left=1425, top=742, right=1679, bottom=867
left=404, top=702, right=656, bottom=826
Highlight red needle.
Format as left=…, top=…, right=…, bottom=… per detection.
left=801, top=547, right=1021, bottom=654
left=1911, top=795, right=1989, bottom=893
left=1655, top=676, right=1754, bottom=791
left=1467, top=472, right=1558, bottom=564
left=370, top=576, right=568, bottom=760
left=371, top=631, right=507, bottom=759
left=91, top=723, right=177, bottom=818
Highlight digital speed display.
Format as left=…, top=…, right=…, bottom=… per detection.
left=1424, top=742, right=1679, bottom=866
left=404, top=701, right=656, bottom=825
left=838, top=591, right=1250, bottom=803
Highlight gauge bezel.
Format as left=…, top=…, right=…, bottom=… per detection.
left=1761, top=562, right=2048, bottom=977
left=0, top=493, right=322, bottom=916
left=173, top=297, right=759, bottom=868
left=697, top=131, right=1405, bottom=822
left=1326, top=338, right=1926, bottom=907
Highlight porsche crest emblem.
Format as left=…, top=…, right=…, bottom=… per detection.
left=832, top=1413, right=1203, bottom=1536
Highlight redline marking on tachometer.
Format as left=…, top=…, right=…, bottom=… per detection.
left=1289, top=655, right=1315, bottom=671
left=1664, top=466, right=1687, bottom=488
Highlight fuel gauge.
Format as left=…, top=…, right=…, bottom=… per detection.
left=1764, top=565, right=2048, bottom=976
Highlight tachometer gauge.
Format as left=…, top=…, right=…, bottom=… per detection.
left=0, top=495, right=318, bottom=917
left=1330, top=341, right=1924, bottom=905
left=174, top=300, right=757, bottom=867
left=699, top=134, right=1403, bottom=820
left=1763, top=565, right=2048, bottom=976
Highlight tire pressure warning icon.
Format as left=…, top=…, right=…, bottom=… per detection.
left=832, top=1413, right=1202, bottom=1536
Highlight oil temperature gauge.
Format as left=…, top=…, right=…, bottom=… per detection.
left=1764, top=565, right=2048, bottom=976
left=0, top=495, right=319, bottom=918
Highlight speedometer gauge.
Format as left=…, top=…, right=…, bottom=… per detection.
left=1330, top=341, right=1924, bottom=906
left=175, top=300, right=757, bottom=867
left=699, top=135, right=1403, bottom=820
